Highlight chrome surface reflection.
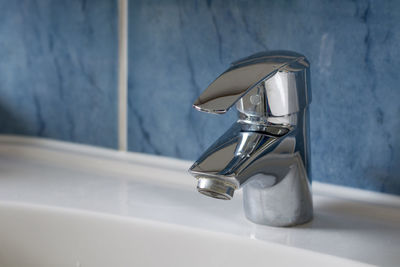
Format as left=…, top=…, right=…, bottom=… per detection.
left=189, top=51, right=313, bottom=227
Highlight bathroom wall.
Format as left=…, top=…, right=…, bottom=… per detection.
left=0, top=1, right=399, bottom=195
left=0, top=0, right=118, bottom=148
left=128, top=0, right=400, bottom=195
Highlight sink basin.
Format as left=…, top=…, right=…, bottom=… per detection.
left=0, top=136, right=399, bottom=267
left=0, top=203, right=367, bottom=267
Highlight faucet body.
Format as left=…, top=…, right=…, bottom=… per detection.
left=189, top=51, right=313, bottom=227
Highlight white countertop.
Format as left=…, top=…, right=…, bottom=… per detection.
left=0, top=135, right=399, bottom=266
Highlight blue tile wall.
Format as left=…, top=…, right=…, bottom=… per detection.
left=128, top=0, right=400, bottom=194
left=0, top=0, right=118, bottom=148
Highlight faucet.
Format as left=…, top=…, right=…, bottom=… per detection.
left=189, top=51, right=313, bottom=227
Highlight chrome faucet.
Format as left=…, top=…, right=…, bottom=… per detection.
left=189, top=51, right=313, bottom=227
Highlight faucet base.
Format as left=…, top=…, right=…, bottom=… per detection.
left=242, top=164, right=313, bottom=227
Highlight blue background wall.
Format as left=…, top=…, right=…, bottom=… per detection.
left=0, top=0, right=398, bottom=195
left=0, top=0, right=118, bottom=148
left=128, top=0, right=400, bottom=194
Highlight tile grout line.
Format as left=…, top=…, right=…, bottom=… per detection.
left=118, top=0, right=128, bottom=151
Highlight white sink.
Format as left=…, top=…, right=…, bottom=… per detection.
left=0, top=136, right=399, bottom=267
left=0, top=203, right=367, bottom=267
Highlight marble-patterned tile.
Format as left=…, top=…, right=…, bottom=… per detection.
left=128, top=0, right=400, bottom=195
left=0, top=0, right=118, bottom=148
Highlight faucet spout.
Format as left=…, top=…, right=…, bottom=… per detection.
left=189, top=116, right=312, bottom=226
left=196, top=177, right=236, bottom=200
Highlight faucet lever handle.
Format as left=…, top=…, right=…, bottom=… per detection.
left=193, top=51, right=310, bottom=116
